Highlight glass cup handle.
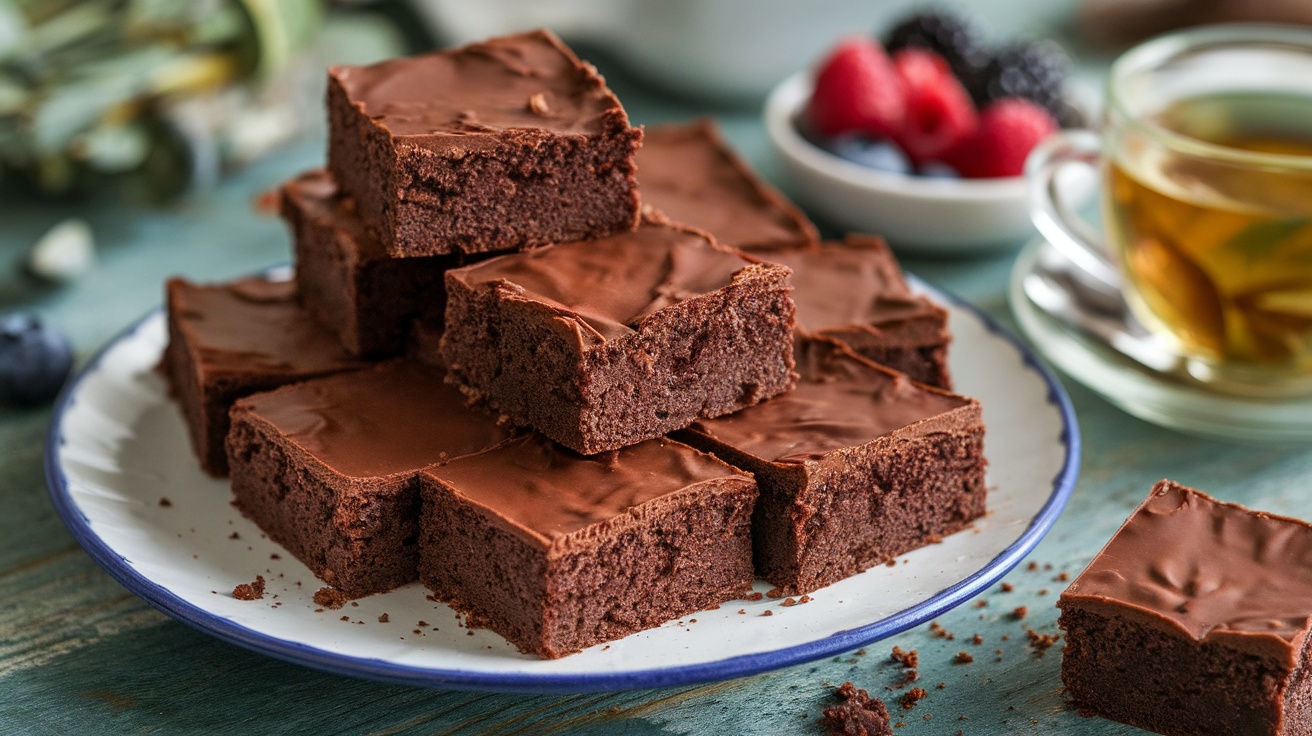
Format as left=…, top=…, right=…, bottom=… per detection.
left=1027, top=130, right=1122, bottom=293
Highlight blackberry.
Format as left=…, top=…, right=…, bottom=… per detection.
left=884, top=11, right=990, bottom=87
left=973, top=40, right=1072, bottom=123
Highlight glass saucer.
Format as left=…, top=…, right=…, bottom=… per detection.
left=1010, top=237, right=1312, bottom=443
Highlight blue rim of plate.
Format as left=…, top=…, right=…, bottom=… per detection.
left=44, top=275, right=1079, bottom=694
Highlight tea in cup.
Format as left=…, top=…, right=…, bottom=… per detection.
left=1030, top=25, right=1312, bottom=396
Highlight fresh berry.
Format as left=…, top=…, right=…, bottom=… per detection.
left=890, top=49, right=978, bottom=165
left=807, top=37, right=906, bottom=139
left=884, top=11, right=991, bottom=90
left=970, top=40, right=1071, bottom=123
left=946, top=98, right=1058, bottom=178
left=0, top=313, right=74, bottom=407
left=918, top=161, right=961, bottom=179
left=824, top=133, right=912, bottom=174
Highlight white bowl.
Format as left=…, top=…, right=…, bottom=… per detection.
left=764, top=72, right=1036, bottom=253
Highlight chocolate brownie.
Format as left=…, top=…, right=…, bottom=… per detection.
left=637, top=119, right=817, bottom=251
left=161, top=276, right=368, bottom=476
left=674, top=338, right=986, bottom=595
left=1058, top=480, right=1312, bottom=736
left=226, top=361, right=514, bottom=598
left=418, top=433, right=756, bottom=658
left=758, top=235, right=952, bottom=389
left=439, top=222, right=797, bottom=455
left=278, top=169, right=466, bottom=357
left=327, top=29, right=641, bottom=257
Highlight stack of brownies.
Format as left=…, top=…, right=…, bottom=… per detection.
left=161, top=29, right=988, bottom=659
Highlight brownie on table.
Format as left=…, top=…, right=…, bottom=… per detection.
left=637, top=119, right=817, bottom=251
left=161, top=276, right=369, bottom=477
left=674, top=337, right=986, bottom=596
left=418, top=433, right=757, bottom=658
left=327, top=29, right=642, bottom=257
left=759, top=235, right=952, bottom=389
left=278, top=169, right=466, bottom=357
left=1058, top=480, right=1312, bottom=736
left=226, top=361, right=515, bottom=598
left=439, top=222, right=797, bottom=455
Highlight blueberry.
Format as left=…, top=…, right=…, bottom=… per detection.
left=918, top=161, right=962, bottom=179
left=0, top=313, right=74, bottom=407
left=824, top=133, right=912, bottom=175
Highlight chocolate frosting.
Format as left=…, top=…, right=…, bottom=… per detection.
left=331, top=29, right=628, bottom=145
left=170, top=277, right=366, bottom=377
left=425, top=434, right=749, bottom=545
left=239, top=361, right=513, bottom=479
left=1062, top=480, right=1312, bottom=664
left=448, top=223, right=763, bottom=343
left=637, top=120, right=816, bottom=249
left=761, top=237, right=943, bottom=336
left=685, top=340, right=971, bottom=463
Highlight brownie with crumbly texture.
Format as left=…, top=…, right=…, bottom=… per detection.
left=278, top=169, right=468, bottom=357
left=439, top=222, right=797, bottom=455
left=637, top=119, right=817, bottom=251
left=226, top=361, right=514, bottom=598
left=758, top=235, right=952, bottom=389
left=327, top=29, right=642, bottom=257
left=1059, top=480, right=1312, bottom=736
left=822, top=682, right=893, bottom=736
left=675, top=337, right=986, bottom=595
left=418, top=433, right=756, bottom=658
left=161, top=276, right=369, bottom=477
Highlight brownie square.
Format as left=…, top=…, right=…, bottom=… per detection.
left=326, top=29, right=642, bottom=257
left=758, top=234, right=952, bottom=389
left=418, top=433, right=757, bottom=658
left=1058, top=480, right=1312, bottom=736
left=637, top=119, right=817, bottom=251
left=161, top=276, right=368, bottom=477
left=278, top=169, right=465, bottom=357
left=674, top=337, right=986, bottom=595
left=226, top=361, right=514, bottom=598
left=439, top=222, right=797, bottom=455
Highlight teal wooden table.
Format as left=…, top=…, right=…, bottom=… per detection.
left=5, top=13, right=1312, bottom=736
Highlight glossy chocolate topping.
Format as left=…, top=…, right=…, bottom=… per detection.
left=170, top=277, right=365, bottom=376
left=331, top=29, right=626, bottom=141
left=425, top=434, right=749, bottom=545
left=280, top=170, right=384, bottom=259
left=761, top=237, right=940, bottom=334
left=1062, top=480, right=1312, bottom=662
left=637, top=120, right=816, bottom=249
left=448, top=223, right=762, bottom=342
left=686, top=340, right=970, bottom=463
left=239, top=361, right=513, bottom=479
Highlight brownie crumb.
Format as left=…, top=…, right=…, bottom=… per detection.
left=954, top=651, right=974, bottom=664
left=1027, top=562, right=1039, bottom=571
left=158, top=497, right=172, bottom=507
left=313, top=586, right=351, bottom=610
left=738, top=609, right=746, bottom=614
left=1001, top=634, right=1010, bottom=641
left=936, top=682, right=946, bottom=690
left=1000, top=582, right=1014, bottom=592
left=232, top=575, right=265, bottom=600
left=766, top=588, right=786, bottom=599
left=890, top=646, right=919, bottom=669
left=228, top=532, right=240, bottom=540
left=886, top=559, right=898, bottom=568
left=899, top=687, right=928, bottom=710
left=972, top=599, right=987, bottom=609
left=928, top=621, right=955, bottom=640
left=800, top=595, right=813, bottom=604
left=1038, top=588, right=1050, bottom=595
left=822, top=682, right=893, bottom=736
left=761, top=610, right=774, bottom=617
left=746, top=592, right=764, bottom=601
left=1026, top=628, right=1059, bottom=656
left=1012, top=606, right=1028, bottom=620
left=971, top=634, right=984, bottom=645
left=781, top=597, right=798, bottom=607
left=1056, top=571, right=1070, bottom=582
left=378, top=613, right=389, bottom=623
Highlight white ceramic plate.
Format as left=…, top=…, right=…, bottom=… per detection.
left=47, top=278, right=1078, bottom=693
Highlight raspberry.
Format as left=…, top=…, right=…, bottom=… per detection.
left=946, top=98, right=1058, bottom=178
left=890, top=49, right=977, bottom=165
left=807, top=37, right=905, bottom=139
